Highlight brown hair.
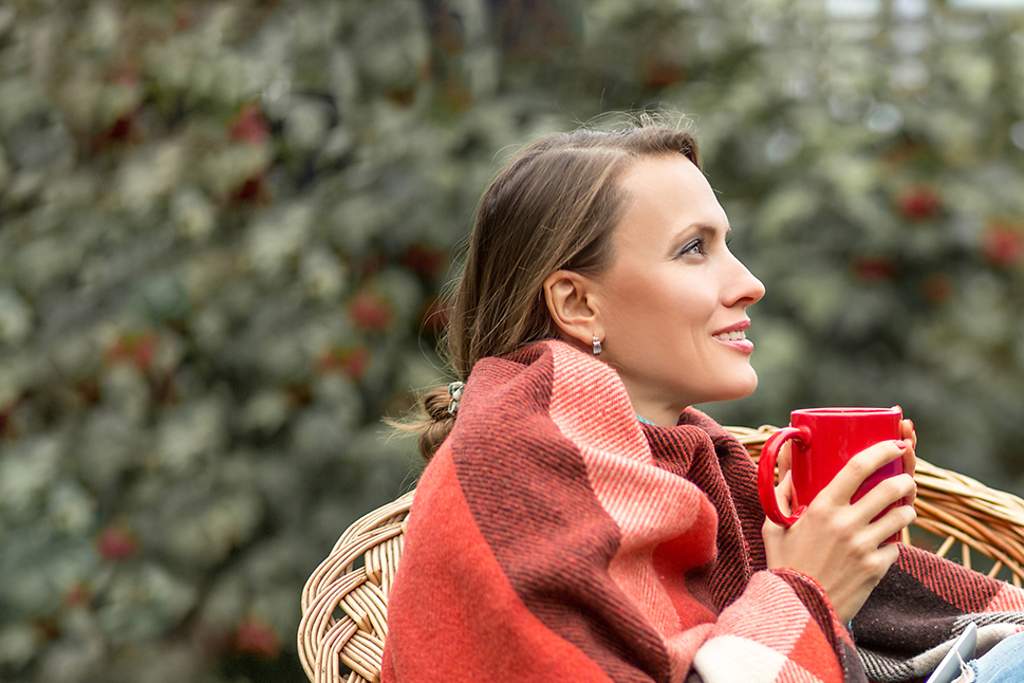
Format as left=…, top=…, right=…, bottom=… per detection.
left=386, top=112, right=700, bottom=461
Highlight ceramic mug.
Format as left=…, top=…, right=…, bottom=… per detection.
left=757, top=406, right=907, bottom=545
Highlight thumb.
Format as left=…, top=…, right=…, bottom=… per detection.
left=775, top=470, right=794, bottom=517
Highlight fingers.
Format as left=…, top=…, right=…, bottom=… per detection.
left=865, top=502, right=917, bottom=548
left=902, top=445, right=916, bottom=499
left=894, top=406, right=917, bottom=451
left=873, top=541, right=901, bottom=573
left=824, top=439, right=909, bottom=505
left=901, top=418, right=917, bottom=451
left=851, top=473, right=917, bottom=523
left=899, top=418, right=917, bottom=482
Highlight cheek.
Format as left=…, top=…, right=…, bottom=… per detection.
left=660, top=286, right=721, bottom=367
left=607, top=271, right=714, bottom=344
left=606, top=271, right=677, bottom=325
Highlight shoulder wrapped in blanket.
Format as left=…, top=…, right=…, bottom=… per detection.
left=382, top=339, right=1024, bottom=682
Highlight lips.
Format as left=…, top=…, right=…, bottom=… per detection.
left=713, top=334, right=754, bottom=354
left=711, top=319, right=750, bottom=336
left=711, top=318, right=754, bottom=354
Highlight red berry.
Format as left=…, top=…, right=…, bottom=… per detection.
left=234, top=617, right=280, bottom=659
left=401, top=244, right=446, bottom=279
left=349, top=291, right=393, bottom=331
left=229, top=104, right=269, bottom=145
left=106, top=332, right=158, bottom=372
left=230, top=173, right=270, bottom=204
left=317, top=346, right=370, bottom=380
left=897, top=186, right=941, bottom=221
left=983, top=224, right=1024, bottom=267
left=341, top=347, right=370, bottom=379
left=852, top=257, right=897, bottom=281
left=97, top=527, right=137, bottom=561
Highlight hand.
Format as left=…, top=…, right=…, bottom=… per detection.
left=898, top=411, right=918, bottom=504
left=763, top=438, right=918, bottom=623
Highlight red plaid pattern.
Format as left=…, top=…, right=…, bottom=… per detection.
left=382, top=339, right=1024, bottom=682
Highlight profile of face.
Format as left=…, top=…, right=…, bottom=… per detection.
left=545, top=153, right=766, bottom=426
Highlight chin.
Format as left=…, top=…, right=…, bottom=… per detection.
left=710, top=371, right=759, bottom=402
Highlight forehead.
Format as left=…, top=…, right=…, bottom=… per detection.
left=613, top=154, right=726, bottom=247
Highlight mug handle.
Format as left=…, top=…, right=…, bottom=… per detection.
left=758, top=425, right=812, bottom=527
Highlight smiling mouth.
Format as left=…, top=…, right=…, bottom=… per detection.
left=711, top=330, right=747, bottom=342
left=711, top=330, right=754, bottom=353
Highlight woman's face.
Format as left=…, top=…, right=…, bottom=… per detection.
left=596, top=154, right=766, bottom=421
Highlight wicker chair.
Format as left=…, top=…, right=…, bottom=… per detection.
left=297, top=424, right=1024, bottom=683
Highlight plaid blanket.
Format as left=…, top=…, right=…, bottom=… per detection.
left=381, top=338, right=1024, bottom=682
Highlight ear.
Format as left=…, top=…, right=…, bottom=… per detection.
left=542, top=269, right=601, bottom=347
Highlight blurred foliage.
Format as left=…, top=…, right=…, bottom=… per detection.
left=1, top=0, right=1024, bottom=680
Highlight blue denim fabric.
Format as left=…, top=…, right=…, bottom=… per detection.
left=955, top=631, right=1024, bottom=682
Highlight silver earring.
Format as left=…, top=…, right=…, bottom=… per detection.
left=592, top=334, right=602, bottom=355
left=447, top=381, right=465, bottom=415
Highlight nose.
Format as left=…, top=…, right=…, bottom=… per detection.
left=724, top=253, right=766, bottom=308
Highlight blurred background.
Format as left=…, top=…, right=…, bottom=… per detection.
left=2, top=0, right=1024, bottom=680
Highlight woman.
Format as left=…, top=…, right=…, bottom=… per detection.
left=382, top=114, right=1024, bottom=682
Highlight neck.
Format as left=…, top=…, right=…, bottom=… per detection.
left=602, top=372, right=687, bottom=428
left=632, top=401, right=686, bottom=427
left=587, top=351, right=688, bottom=427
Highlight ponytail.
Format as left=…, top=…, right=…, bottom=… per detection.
left=383, top=383, right=458, bottom=462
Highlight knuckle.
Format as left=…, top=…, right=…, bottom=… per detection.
left=886, top=504, right=915, bottom=526
left=880, top=477, right=901, bottom=497
left=805, top=497, right=829, bottom=518
left=850, top=532, right=873, bottom=555
left=831, top=513, right=855, bottom=540
left=888, top=474, right=915, bottom=497
left=800, top=508, right=822, bottom=532
left=864, top=556, right=885, bottom=576
left=806, top=498, right=828, bottom=518
left=846, top=458, right=869, bottom=480
left=904, top=505, right=918, bottom=524
left=871, top=553, right=896, bottom=575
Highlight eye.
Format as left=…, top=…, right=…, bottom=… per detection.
left=676, top=238, right=706, bottom=257
left=675, top=233, right=733, bottom=258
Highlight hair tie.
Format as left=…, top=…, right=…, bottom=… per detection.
left=447, top=381, right=465, bottom=416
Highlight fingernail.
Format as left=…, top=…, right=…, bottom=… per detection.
left=895, top=440, right=909, bottom=449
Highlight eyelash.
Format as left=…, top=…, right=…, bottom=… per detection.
left=677, top=234, right=734, bottom=258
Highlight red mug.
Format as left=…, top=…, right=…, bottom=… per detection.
left=757, top=407, right=907, bottom=545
